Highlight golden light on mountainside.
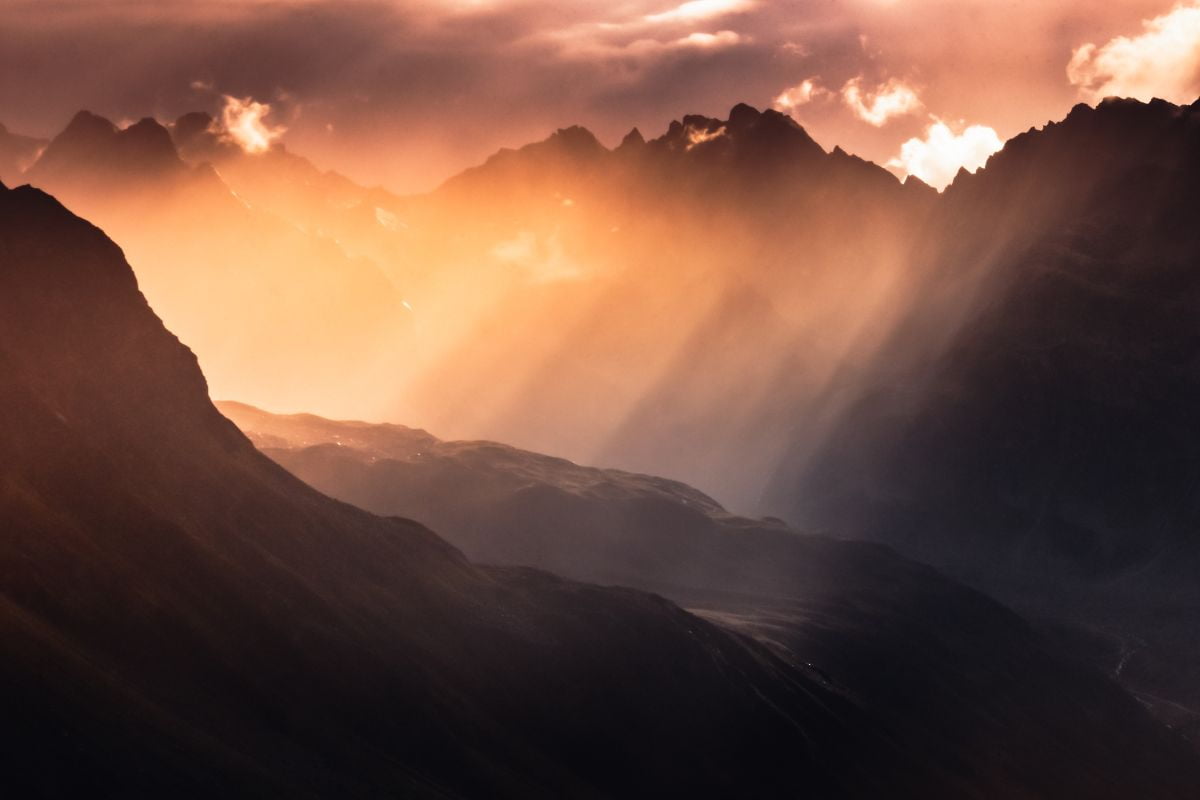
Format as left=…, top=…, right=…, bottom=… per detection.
left=3, top=0, right=1200, bottom=502
left=5, top=1, right=1200, bottom=794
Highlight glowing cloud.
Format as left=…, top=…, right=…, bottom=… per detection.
left=685, top=124, right=727, bottom=149
left=887, top=119, right=1003, bottom=191
left=1068, top=1, right=1200, bottom=104
left=773, top=78, right=830, bottom=111
left=547, top=26, right=743, bottom=60
left=644, top=0, right=753, bottom=25
left=841, top=77, right=923, bottom=126
left=220, top=95, right=286, bottom=154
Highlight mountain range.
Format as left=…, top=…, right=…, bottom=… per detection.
left=2, top=102, right=939, bottom=508
left=3, top=176, right=1199, bottom=795
left=769, top=97, right=1200, bottom=731
left=4, top=92, right=1200, bottom=793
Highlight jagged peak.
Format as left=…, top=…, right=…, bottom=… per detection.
left=545, top=125, right=605, bottom=153
left=59, top=109, right=119, bottom=140
left=902, top=173, right=935, bottom=194
left=172, top=111, right=216, bottom=143
left=618, top=127, right=646, bottom=151
left=727, top=102, right=762, bottom=129
left=122, top=117, right=177, bottom=151
left=30, top=109, right=186, bottom=181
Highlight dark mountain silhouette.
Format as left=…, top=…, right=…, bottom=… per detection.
left=216, top=400, right=1200, bottom=796
left=27, top=110, right=187, bottom=187
left=771, top=96, right=1200, bottom=740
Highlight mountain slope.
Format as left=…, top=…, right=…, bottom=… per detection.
left=18, top=111, right=407, bottom=419
left=147, top=103, right=937, bottom=505
left=772, top=96, right=1200, bottom=738
left=0, top=179, right=904, bottom=798
left=218, top=401, right=1200, bottom=796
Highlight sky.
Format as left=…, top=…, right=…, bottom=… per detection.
left=2, top=0, right=1199, bottom=191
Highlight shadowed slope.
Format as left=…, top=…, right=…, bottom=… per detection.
left=775, top=96, right=1200, bottom=742
left=220, top=400, right=1200, bottom=797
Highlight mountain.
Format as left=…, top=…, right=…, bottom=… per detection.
left=18, top=111, right=408, bottom=419
left=770, top=97, right=1200, bottom=737
left=27, top=110, right=187, bottom=186
left=11, top=98, right=1200, bottom=752
left=12, top=103, right=935, bottom=507
left=4, top=176, right=1199, bottom=795
left=165, top=103, right=937, bottom=503
left=216, top=400, right=1200, bottom=793
left=377, top=103, right=937, bottom=505
left=2, top=177, right=924, bottom=797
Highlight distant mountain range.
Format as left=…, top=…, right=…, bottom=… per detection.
left=1, top=102, right=937, bottom=507
left=1, top=174, right=1198, bottom=793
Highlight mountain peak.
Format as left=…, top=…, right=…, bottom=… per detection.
left=29, top=110, right=187, bottom=185
left=122, top=117, right=179, bottom=158
left=60, top=109, right=119, bottom=141
left=727, top=102, right=762, bottom=130
left=172, top=111, right=216, bottom=145
left=547, top=125, right=605, bottom=155
left=651, top=102, right=824, bottom=166
left=618, top=126, right=646, bottom=151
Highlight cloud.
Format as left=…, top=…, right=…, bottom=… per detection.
left=685, top=123, right=727, bottom=148
left=643, top=0, right=754, bottom=25
left=1067, top=1, right=1200, bottom=104
left=887, top=118, right=1003, bottom=190
left=841, top=77, right=922, bottom=126
left=550, top=27, right=745, bottom=61
left=772, top=78, right=830, bottom=111
left=220, top=95, right=286, bottom=153
left=6, top=0, right=1165, bottom=192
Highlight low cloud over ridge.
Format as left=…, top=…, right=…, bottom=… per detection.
left=887, top=118, right=1003, bottom=191
left=1067, top=1, right=1200, bottom=104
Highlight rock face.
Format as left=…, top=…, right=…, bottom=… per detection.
left=218, top=400, right=1200, bottom=797
left=771, top=97, right=1200, bottom=736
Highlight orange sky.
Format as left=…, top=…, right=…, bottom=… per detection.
left=2, top=0, right=1199, bottom=191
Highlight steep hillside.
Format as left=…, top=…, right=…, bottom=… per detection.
left=0, top=178, right=903, bottom=798
left=18, top=111, right=406, bottom=418
left=219, top=400, right=1200, bottom=794
left=774, top=97, right=1200, bottom=737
